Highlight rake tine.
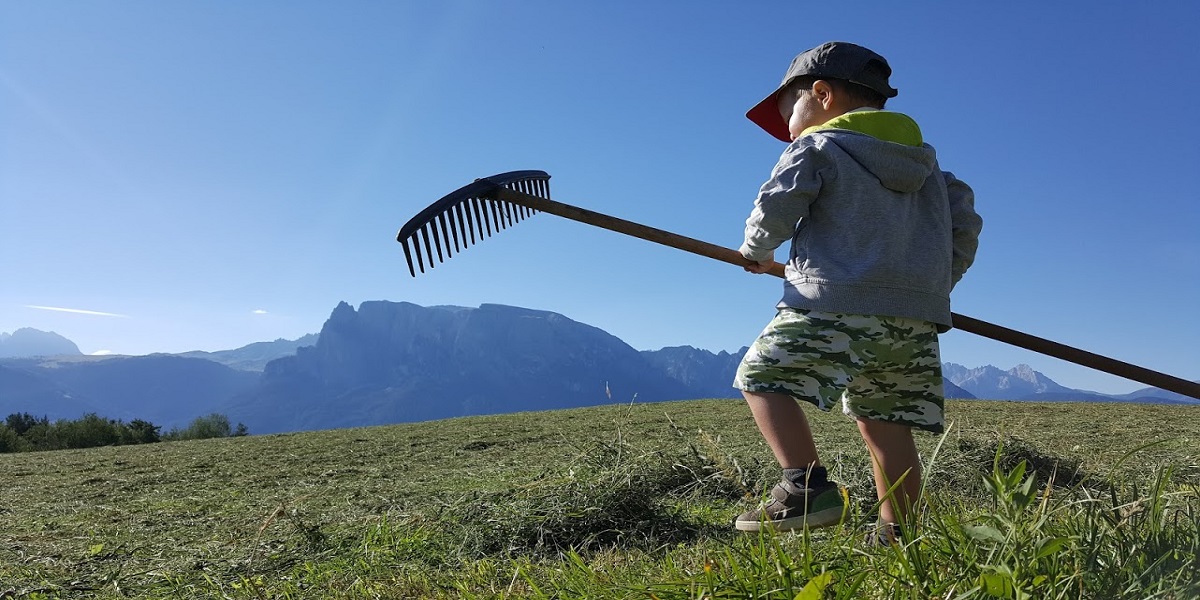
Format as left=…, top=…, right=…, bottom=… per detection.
left=509, top=182, right=524, bottom=215
left=473, top=196, right=492, bottom=238
left=488, top=198, right=503, bottom=231
left=470, top=196, right=484, bottom=236
left=451, top=201, right=465, bottom=248
left=420, top=224, right=436, bottom=269
left=436, top=211, right=454, bottom=257
left=490, top=199, right=504, bottom=229
left=490, top=199, right=504, bottom=230
left=401, top=238, right=416, bottom=277
left=459, top=200, right=476, bottom=244
left=521, top=182, right=536, bottom=214
left=513, top=184, right=530, bottom=217
left=502, top=200, right=515, bottom=227
left=429, top=220, right=445, bottom=263
left=486, top=199, right=501, bottom=231
left=414, top=231, right=427, bottom=273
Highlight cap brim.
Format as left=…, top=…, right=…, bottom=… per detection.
left=746, top=91, right=792, bottom=143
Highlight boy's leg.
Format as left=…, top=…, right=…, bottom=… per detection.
left=857, top=417, right=921, bottom=525
left=837, top=312, right=943, bottom=541
left=742, top=390, right=820, bottom=470
left=736, top=390, right=843, bottom=532
left=733, top=309, right=850, bottom=531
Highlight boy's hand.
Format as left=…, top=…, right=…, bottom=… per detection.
left=744, top=259, right=777, bottom=274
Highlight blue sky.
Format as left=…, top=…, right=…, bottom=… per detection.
left=1, top=2, right=1196, bottom=394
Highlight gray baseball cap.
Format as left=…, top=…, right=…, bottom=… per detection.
left=747, top=41, right=898, bottom=142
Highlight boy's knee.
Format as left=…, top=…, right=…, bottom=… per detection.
left=856, top=416, right=914, bottom=439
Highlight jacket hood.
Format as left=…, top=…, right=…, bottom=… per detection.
left=804, top=110, right=935, bottom=194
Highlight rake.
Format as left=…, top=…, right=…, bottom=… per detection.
left=397, top=170, right=1200, bottom=400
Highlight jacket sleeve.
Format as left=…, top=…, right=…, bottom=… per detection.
left=739, top=142, right=830, bottom=262
left=943, top=171, right=982, bottom=288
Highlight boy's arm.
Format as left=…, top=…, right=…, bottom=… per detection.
left=944, top=171, right=982, bottom=287
left=740, top=144, right=828, bottom=263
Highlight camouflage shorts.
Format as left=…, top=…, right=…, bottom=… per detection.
left=733, top=308, right=945, bottom=433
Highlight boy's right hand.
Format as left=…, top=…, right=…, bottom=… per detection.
left=744, top=259, right=777, bottom=274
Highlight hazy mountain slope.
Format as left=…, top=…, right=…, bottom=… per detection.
left=0, top=356, right=258, bottom=428
left=641, top=346, right=748, bottom=399
left=0, top=361, right=99, bottom=419
left=1112, top=382, right=1200, bottom=404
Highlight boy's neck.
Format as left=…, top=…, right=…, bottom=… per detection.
left=829, top=105, right=880, bottom=119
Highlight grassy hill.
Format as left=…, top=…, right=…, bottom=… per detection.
left=2, top=399, right=1197, bottom=598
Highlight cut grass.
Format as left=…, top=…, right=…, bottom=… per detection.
left=1, top=398, right=1197, bottom=598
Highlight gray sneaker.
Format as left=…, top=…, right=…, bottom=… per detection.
left=734, top=478, right=845, bottom=532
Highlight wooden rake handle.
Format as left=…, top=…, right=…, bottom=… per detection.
left=493, top=186, right=1200, bottom=400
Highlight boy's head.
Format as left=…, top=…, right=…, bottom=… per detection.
left=748, top=42, right=897, bottom=142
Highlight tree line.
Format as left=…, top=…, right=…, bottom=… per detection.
left=0, top=412, right=248, bottom=453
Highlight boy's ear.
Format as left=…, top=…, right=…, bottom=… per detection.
left=811, top=80, right=836, bottom=110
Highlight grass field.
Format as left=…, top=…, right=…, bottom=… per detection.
left=2, top=398, right=1198, bottom=598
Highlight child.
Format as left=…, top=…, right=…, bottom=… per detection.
left=732, top=41, right=983, bottom=542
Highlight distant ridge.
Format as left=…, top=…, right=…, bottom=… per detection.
left=943, top=362, right=1198, bottom=404
left=942, top=363, right=1072, bottom=399
left=175, top=334, right=318, bottom=371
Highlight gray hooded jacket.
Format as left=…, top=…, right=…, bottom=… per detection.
left=740, top=110, right=982, bottom=329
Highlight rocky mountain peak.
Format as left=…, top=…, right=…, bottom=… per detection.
left=946, top=361, right=1073, bottom=399
left=0, top=328, right=83, bottom=358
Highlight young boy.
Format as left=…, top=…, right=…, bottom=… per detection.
left=732, top=41, right=982, bottom=541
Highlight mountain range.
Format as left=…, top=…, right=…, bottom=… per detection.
left=2, top=301, right=1193, bottom=434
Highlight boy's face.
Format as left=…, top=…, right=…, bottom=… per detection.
left=777, top=82, right=835, bottom=141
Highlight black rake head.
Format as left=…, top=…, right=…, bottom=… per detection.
left=396, top=170, right=551, bottom=277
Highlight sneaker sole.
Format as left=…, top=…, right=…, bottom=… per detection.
left=734, top=505, right=844, bottom=532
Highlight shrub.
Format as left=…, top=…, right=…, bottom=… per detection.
left=164, top=413, right=248, bottom=441
left=5, top=412, right=45, bottom=436
left=0, top=424, right=23, bottom=452
left=121, top=419, right=161, bottom=444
